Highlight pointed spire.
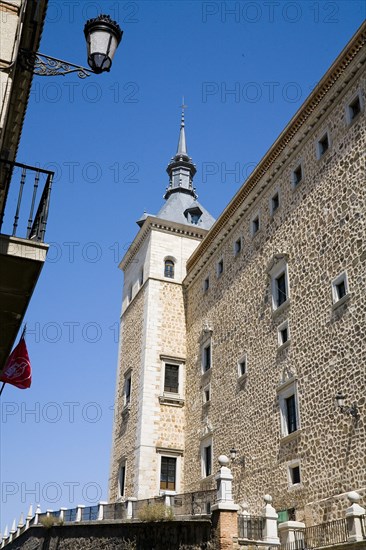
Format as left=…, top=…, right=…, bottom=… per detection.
left=165, top=101, right=197, bottom=200
left=176, top=101, right=187, bottom=156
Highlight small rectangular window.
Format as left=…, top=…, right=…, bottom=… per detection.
left=203, top=385, right=211, bottom=403
left=317, top=132, right=329, bottom=158
left=160, top=457, right=176, bottom=491
left=289, top=464, right=301, bottom=485
left=285, top=394, right=298, bottom=434
left=139, top=268, right=144, bottom=287
left=252, top=215, right=260, bottom=235
left=164, top=364, right=179, bottom=393
left=348, top=95, right=361, bottom=121
left=278, top=320, right=289, bottom=347
left=203, top=445, right=212, bottom=477
left=234, top=238, right=242, bottom=255
left=217, top=259, right=224, bottom=277
left=203, top=344, right=211, bottom=372
left=204, top=277, right=210, bottom=292
left=238, top=355, right=247, bottom=378
left=271, top=192, right=279, bottom=214
left=124, top=375, right=131, bottom=406
left=275, top=272, right=287, bottom=307
left=292, top=164, right=303, bottom=187
left=118, top=463, right=126, bottom=498
left=332, top=271, right=349, bottom=305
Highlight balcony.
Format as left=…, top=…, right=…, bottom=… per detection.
left=0, top=160, right=54, bottom=371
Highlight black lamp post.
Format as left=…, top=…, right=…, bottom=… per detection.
left=17, top=14, right=122, bottom=78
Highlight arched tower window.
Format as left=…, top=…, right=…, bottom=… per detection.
left=164, top=259, right=175, bottom=279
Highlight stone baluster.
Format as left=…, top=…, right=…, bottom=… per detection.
left=346, top=491, right=366, bottom=542
left=262, top=495, right=280, bottom=545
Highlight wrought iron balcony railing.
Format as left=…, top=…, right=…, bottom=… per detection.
left=0, top=160, right=54, bottom=243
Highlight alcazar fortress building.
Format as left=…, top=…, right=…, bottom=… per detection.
left=109, top=21, right=366, bottom=527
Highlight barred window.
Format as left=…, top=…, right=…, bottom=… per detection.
left=164, top=259, right=174, bottom=278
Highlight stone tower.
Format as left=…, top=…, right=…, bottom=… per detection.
left=109, top=110, right=215, bottom=501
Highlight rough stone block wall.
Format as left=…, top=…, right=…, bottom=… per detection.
left=183, top=65, right=366, bottom=525
left=4, top=521, right=214, bottom=550
left=109, top=287, right=145, bottom=501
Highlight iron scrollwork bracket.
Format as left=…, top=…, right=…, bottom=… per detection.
left=19, top=50, right=93, bottom=79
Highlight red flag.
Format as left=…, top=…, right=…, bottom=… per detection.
left=0, top=337, right=32, bottom=389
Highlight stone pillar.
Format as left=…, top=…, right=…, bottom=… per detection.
left=346, top=491, right=366, bottom=543
left=211, top=455, right=240, bottom=550
left=97, top=501, right=108, bottom=520
left=59, top=507, right=67, bottom=522
left=76, top=505, right=85, bottom=522
left=262, top=495, right=280, bottom=545
left=278, top=521, right=305, bottom=546
left=126, top=497, right=137, bottom=519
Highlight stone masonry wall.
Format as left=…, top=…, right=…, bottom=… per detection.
left=183, top=63, right=366, bottom=525
left=4, top=521, right=213, bottom=550
left=109, top=286, right=145, bottom=501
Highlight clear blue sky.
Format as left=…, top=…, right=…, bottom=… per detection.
left=1, top=0, right=365, bottom=534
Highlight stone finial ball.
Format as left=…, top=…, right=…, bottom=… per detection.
left=347, top=491, right=361, bottom=503
left=264, top=494, right=273, bottom=503
left=218, top=455, right=230, bottom=466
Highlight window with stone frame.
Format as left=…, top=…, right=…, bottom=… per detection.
left=204, top=276, right=210, bottom=292
left=124, top=372, right=132, bottom=407
left=331, top=271, right=349, bottom=306
left=201, top=440, right=213, bottom=478
left=291, top=163, right=303, bottom=188
left=160, top=456, right=176, bottom=491
left=234, top=237, right=242, bottom=255
left=316, top=131, right=330, bottom=159
left=164, top=259, right=175, bottom=278
left=288, top=463, right=301, bottom=486
left=118, top=461, right=126, bottom=498
left=202, top=342, right=212, bottom=372
left=277, top=378, right=300, bottom=438
left=268, top=257, right=290, bottom=313
left=346, top=93, right=362, bottom=124
left=278, top=320, right=290, bottom=348
left=251, top=213, right=260, bottom=236
left=203, top=383, right=211, bottom=404
left=237, top=354, right=247, bottom=378
left=217, top=259, right=224, bottom=277
left=270, top=189, right=280, bottom=215
left=164, top=363, right=179, bottom=393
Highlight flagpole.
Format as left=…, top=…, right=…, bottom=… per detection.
left=0, top=382, right=5, bottom=396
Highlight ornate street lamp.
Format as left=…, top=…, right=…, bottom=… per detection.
left=84, top=15, right=123, bottom=74
left=18, top=14, right=122, bottom=79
